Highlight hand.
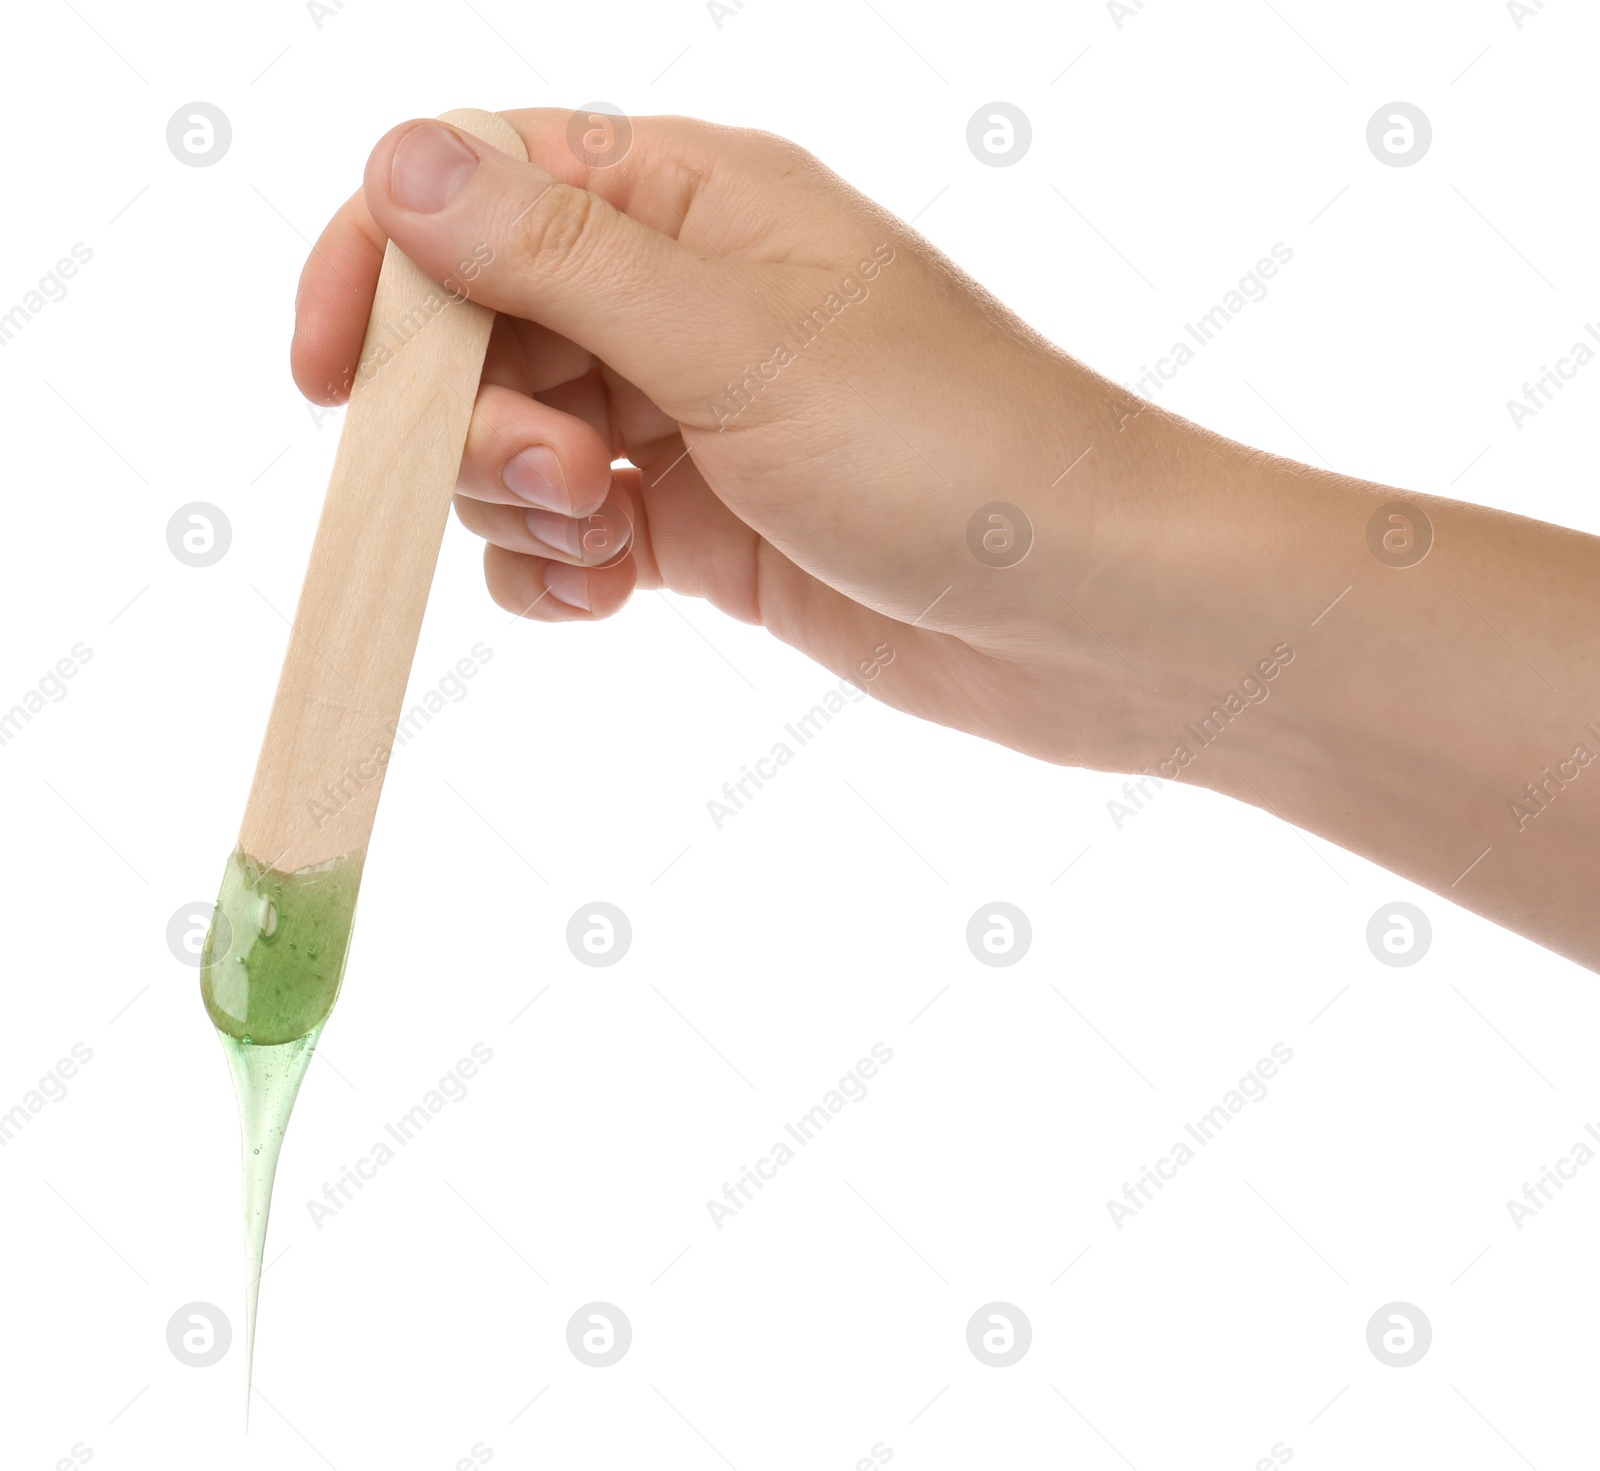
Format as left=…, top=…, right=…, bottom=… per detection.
left=291, top=108, right=1600, bottom=972
left=289, top=109, right=1156, bottom=772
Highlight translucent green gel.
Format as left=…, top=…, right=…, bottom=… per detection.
left=202, top=850, right=364, bottom=1045
left=201, top=848, right=363, bottom=1423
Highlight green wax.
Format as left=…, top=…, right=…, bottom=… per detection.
left=201, top=849, right=364, bottom=1045
left=219, top=1022, right=322, bottom=1424
left=200, top=847, right=364, bottom=1422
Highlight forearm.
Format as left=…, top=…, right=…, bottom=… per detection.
left=1079, top=393, right=1600, bottom=970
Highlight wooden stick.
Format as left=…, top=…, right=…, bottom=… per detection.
left=237, top=108, right=524, bottom=873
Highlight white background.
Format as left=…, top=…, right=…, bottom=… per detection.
left=2, top=1, right=1597, bottom=1467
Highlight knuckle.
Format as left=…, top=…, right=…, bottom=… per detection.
left=738, top=127, right=816, bottom=173
left=514, top=182, right=601, bottom=275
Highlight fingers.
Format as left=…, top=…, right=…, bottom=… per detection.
left=482, top=537, right=640, bottom=622
left=291, top=204, right=386, bottom=405
left=359, top=118, right=767, bottom=412
left=459, top=381, right=612, bottom=514
left=454, top=477, right=635, bottom=569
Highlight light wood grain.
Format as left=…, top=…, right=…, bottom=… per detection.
left=238, top=108, right=525, bottom=872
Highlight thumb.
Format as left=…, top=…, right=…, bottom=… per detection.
left=362, top=118, right=752, bottom=414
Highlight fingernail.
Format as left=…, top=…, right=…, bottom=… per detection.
left=524, top=507, right=581, bottom=558
left=544, top=563, right=590, bottom=612
left=391, top=124, right=479, bottom=213
left=503, top=446, right=571, bottom=513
